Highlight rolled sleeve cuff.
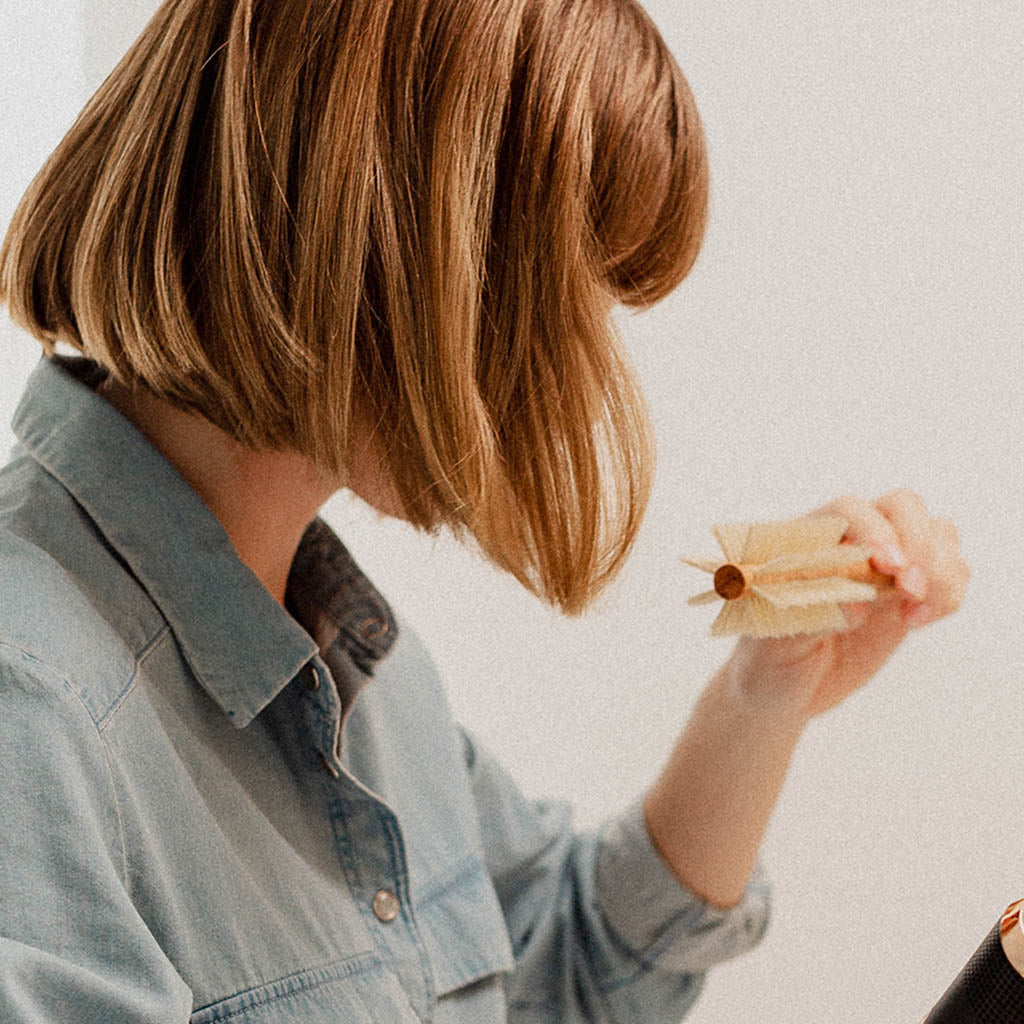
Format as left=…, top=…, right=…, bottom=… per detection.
left=594, top=797, right=771, bottom=975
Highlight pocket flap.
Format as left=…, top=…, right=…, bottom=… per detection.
left=415, top=856, right=515, bottom=995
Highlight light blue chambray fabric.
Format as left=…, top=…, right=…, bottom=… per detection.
left=0, top=355, right=771, bottom=1023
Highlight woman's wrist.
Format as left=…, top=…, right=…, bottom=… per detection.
left=722, top=636, right=829, bottom=727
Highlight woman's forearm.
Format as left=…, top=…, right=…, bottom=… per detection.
left=642, top=659, right=808, bottom=910
left=642, top=492, right=967, bottom=912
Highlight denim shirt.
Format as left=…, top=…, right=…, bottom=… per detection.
left=0, top=355, right=770, bottom=1023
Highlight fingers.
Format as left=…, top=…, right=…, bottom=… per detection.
left=875, top=489, right=932, bottom=583
left=815, top=493, right=904, bottom=572
left=901, top=514, right=969, bottom=627
left=818, top=489, right=968, bottom=629
left=813, top=494, right=907, bottom=630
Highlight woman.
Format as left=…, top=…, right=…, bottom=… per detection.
left=0, top=0, right=967, bottom=1021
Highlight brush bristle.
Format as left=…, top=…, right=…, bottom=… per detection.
left=739, top=516, right=848, bottom=563
left=713, top=523, right=751, bottom=563
left=757, top=544, right=871, bottom=575
left=713, top=593, right=848, bottom=638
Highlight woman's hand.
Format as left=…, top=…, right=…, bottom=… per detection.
left=726, top=490, right=970, bottom=722
left=644, top=490, right=967, bottom=908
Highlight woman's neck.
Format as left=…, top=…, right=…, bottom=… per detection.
left=98, top=377, right=336, bottom=606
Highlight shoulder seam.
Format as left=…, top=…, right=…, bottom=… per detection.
left=96, top=624, right=172, bottom=732
left=0, top=642, right=131, bottom=888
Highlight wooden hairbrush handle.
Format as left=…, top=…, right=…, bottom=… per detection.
left=713, top=559, right=894, bottom=601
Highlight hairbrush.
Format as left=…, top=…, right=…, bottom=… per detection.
left=683, top=515, right=894, bottom=638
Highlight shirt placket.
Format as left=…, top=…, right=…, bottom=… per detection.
left=302, top=655, right=437, bottom=1022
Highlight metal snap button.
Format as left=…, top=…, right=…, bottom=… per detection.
left=360, top=617, right=389, bottom=641
left=304, top=665, right=321, bottom=692
left=372, top=888, right=400, bottom=923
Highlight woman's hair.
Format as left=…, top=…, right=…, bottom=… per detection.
left=0, top=0, right=707, bottom=614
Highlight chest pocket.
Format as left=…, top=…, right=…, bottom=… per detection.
left=189, top=953, right=423, bottom=1024
left=188, top=863, right=514, bottom=1023
left=414, top=853, right=515, bottom=996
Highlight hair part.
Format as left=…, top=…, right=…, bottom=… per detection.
left=1, top=0, right=708, bottom=614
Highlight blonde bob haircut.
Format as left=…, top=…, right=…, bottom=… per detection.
left=0, top=0, right=708, bottom=615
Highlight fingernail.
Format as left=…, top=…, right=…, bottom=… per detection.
left=901, top=566, right=928, bottom=601
left=883, top=545, right=906, bottom=568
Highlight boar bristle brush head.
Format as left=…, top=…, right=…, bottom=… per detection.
left=683, top=515, right=894, bottom=638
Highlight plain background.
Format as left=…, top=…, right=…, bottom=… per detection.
left=1, top=2, right=1022, bottom=1020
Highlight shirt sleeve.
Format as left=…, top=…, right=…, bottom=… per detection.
left=459, top=728, right=770, bottom=1024
left=0, top=646, right=194, bottom=1023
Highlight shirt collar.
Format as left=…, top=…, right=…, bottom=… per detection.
left=11, top=355, right=395, bottom=728
left=285, top=517, right=397, bottom=676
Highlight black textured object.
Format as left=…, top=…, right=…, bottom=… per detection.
left=923, top=918, right=1024, bottom=1022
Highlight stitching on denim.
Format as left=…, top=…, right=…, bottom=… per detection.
left=595, top=888, right=766, bottom=995
left=0, top=642, right=132, bottom=891
left=190, top=952, right=383, bottom=1022
left=323, top=791, right=380, bottom=942
left=96, top=624, right=172, bottom=732
left=594, top=903, right=698, bottom=993
left=414, top=853, right=481, bottom=905
left=93, top=702, right=130, bottom=891
left=307, top=661, right=342, bottom=770
left=417, top=856, right=514, bottom=989
left=586, top=896, right=689, bottom=994
left=63, top=662, right=132, bottom=894
left=640, top=891, right=761, bottom=969
left=323, top=790, right=436, bottom=1021
left=379, top=806, right=437, bottom=1023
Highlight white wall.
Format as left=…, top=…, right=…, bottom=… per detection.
left=2, top=2, right=1022, bottom=1021
left=0, top=1, right=84, bottom=396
